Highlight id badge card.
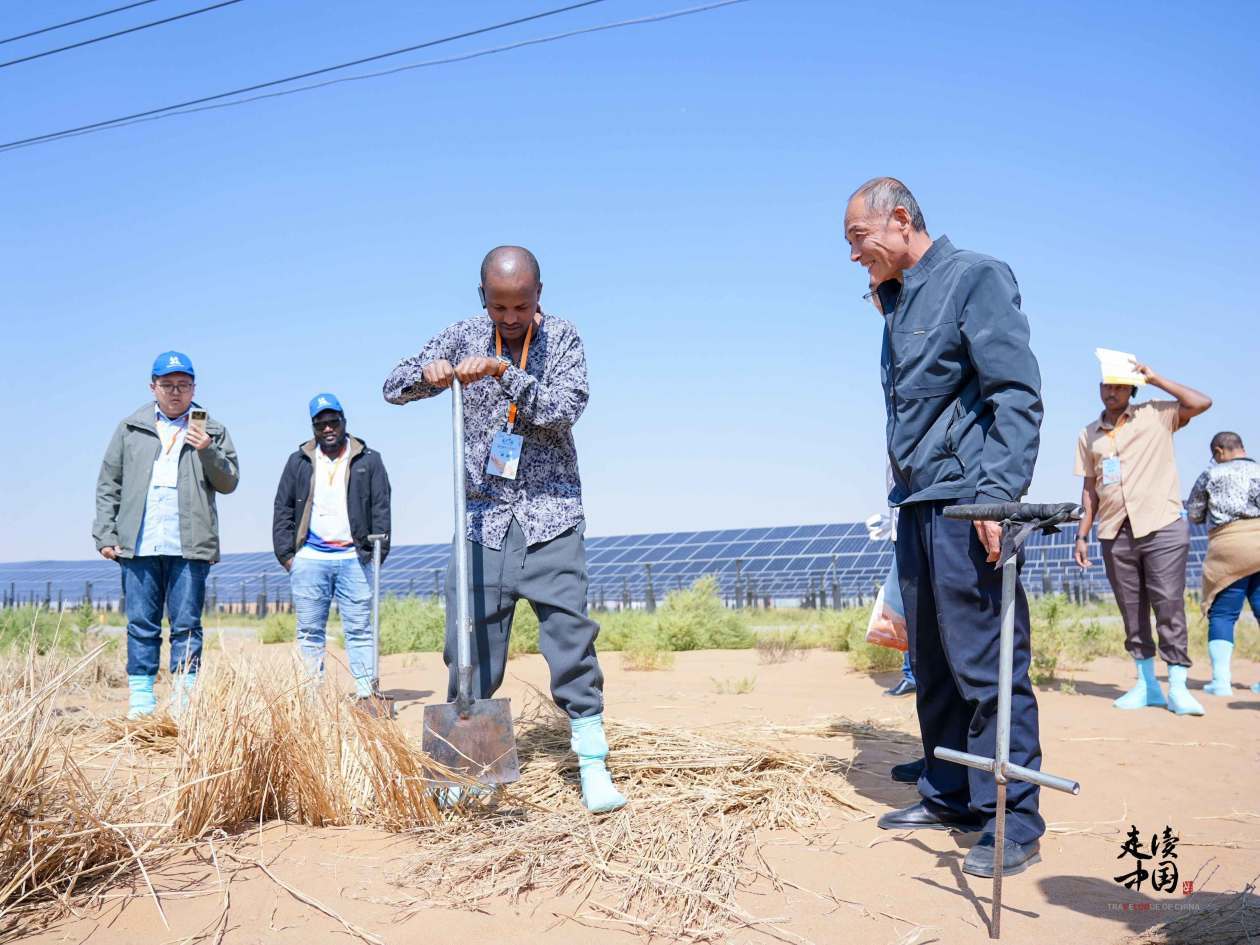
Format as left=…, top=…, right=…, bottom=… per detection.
left=487, top=431, right=523, bottom=480
left=1101, top=456, right=1122, bottom=486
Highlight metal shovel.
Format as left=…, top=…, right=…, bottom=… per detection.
left=937, top=502, right=1084, bottom=939
left=421, top=377, right=521, bottom=786
left=355, top=533, right=396, bottom=720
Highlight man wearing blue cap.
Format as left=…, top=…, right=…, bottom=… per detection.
left=93, top=351, right=239, bottom=718
left=272, top=394, right=392, bottom=705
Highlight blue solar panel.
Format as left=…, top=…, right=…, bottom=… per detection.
left=748, top=540, right=783, bottom=556
left=711, top=529, right=748, bottom=542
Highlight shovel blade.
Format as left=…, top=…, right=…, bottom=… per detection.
left=422, top=698, right=521, bottom=786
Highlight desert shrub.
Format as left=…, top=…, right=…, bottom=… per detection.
left=711, top=675, right=757, bottom=694
left=820, top=607, right=866, bottom=652
left=845, top=610, right=905, bottom=674
left=756, top=630, right=811, bottom=664
left=657, top=576, right=753, bottom=650
left=0, top=607, right=88, bottom=654
left=620, top=625, right=675, bottom=671
left=260, top=611, right=296, bottom=644
left=378, top=596, right=446, bottom=655
left=596, top=609, right=653, bottom=651
left=508, top=600, right=540, bottom=658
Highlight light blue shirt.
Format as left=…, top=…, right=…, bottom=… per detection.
left=136, top=405, right=186, bottom=557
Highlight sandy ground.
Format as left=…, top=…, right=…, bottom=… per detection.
left=18, top=641, right=1260, bottom=945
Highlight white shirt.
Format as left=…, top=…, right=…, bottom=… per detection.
left=137, top=405, right=186, bottom=557
left=296, top=443, right=357, bottom=560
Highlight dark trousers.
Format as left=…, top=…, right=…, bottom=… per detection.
left=1099, top=518, right=1191, bottom=666
left=120, top=555, right=209, bottom=677
left=444, top=519, right=604, bottom=719
left=1207, top=572, right=1260, bottom=644
left=896, top=501, right=1045, bottom=845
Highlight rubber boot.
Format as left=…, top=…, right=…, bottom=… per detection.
left=127, top=674, right=157, bottom=719
left=1113, top=657, right=1166, bottom=709
left=170, top=673, right=197, bottom=718
left=570, top=714, right=627, bottom=814
left=1203, top=640, right=1234, bottom=697
left=1167, top=665, right=1205, bottom=716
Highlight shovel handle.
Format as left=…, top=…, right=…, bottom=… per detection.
left=451, top=378, right=474, bottom=709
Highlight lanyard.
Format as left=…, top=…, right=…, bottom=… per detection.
left=322, top=446, right=347, bottom=486
left=161, top=418, right=186, bottom=455
left=495, top=316, right=536, bottom=430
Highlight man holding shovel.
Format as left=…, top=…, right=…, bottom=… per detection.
left=272, top=393, right=392, bottom=710
left=383, top=245, right=625, bottom=814
left=845, top=178, right=1046, bottom=877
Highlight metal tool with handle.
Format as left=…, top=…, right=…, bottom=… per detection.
left=421, top=377, right=521, bottom=785
left=938, top=501, right=1083, bottom=940
left=358, top=532, right=395, bottom=719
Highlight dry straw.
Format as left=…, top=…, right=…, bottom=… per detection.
left=396, top=694, right=865, bottom=941
left=3, top=644, right=864, bottom=943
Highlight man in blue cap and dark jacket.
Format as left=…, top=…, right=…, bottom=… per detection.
left=272, top=393, right=392, bottom=706
left=844, top=178, right=1046, bottom=878
left=93, top=351, right=239, bottom=718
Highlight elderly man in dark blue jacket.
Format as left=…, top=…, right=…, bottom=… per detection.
left=845, top=177, right=1046, bottom=878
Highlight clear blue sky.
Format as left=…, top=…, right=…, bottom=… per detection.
left=1, top=0, right=1257, bottom=562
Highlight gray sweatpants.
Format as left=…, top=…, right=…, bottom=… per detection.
left=1100, top=517, right=1191, bottom=667
left=444, top=519, right=604, bottom=718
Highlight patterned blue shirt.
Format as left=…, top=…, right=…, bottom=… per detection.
left=1187, top=457, right=1260, bottom=530
left=383, top=313, right=588, bottom=551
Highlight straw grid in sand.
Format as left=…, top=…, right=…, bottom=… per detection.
left=1, top=647, right=865, bottom=943
left=397, top=694, right=865, bottom=941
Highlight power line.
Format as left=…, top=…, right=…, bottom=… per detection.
left=3, top=0, right=750, bottom=154
left=0, top=0, right=245, bottom=70
left=0, top=1, right=164, bottom=46
left=0, top=0, right=611, bottom=151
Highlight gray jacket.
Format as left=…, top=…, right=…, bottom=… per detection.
left=93, top=402, right=240, bottom=562
left=876, top=236, right=1043, bottom=507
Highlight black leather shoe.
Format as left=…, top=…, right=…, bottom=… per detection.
left=962, top=834, right=1042, bottom=877
left=884, top=678, right=917, bottom=697
left=877, top=801, right=982, bottom=832
left=891, top=757, right=926, bottom=784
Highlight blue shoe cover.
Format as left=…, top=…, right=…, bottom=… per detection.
left=1203, top=640, right=1233, bottom=697
left=127, top=674, right=157, bottom=719
left=1167, top=665, right=1205, bottom=716
left=171, top=673, right=197, bottom=718
left=1114, top=658, right=1166, bottom=709
left=570, top=714, right=627, bottom=814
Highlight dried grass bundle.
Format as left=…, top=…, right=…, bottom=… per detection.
left=396, top=695, right=864, bottom=941
left=1122, top=882, right=1260, bottom=945
left=0, top=646, right=145, bottom=932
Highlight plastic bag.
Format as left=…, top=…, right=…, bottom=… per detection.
left=865, top=559, right=908, bottom=652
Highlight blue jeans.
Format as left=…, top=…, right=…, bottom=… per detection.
left=901, top=650, right=916, bottom=684
left=1208, top=572, right=1260, bottom=643
left=290, top=555, right=374, bottom=691
left=121, top=556, right=209, bottom=677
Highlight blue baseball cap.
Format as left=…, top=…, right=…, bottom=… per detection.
left=152, top=350, right=195, bottom=378
left=309, top=392, right=344, bottom=418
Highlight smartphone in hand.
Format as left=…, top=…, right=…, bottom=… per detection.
left=189, top=409, right=207, bottom=438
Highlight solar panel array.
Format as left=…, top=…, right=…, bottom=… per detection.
left=0, top=520, right=1210, bottom=609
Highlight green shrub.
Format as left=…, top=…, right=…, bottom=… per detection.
left=756, top=630, right=811, bottom=664
left=378, top=596, right=446, bottom=655
left=0, top=607, right=83, bottom=654
left=845, top=609, right=905, bottom=674
left=259, top=612, right=296, bottom=644
left=820, top=607, right=865, bottom=652
left=657, top=576, right=753, bottom=650
left=621, top=625, right=675, bottom=671
left=508, top=600, right=540, bottom=658
left=711, top=674, right=757, bottom=694
left=596, top=609, right=653, bottom=651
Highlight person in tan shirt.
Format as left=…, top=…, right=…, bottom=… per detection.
left=1073, top=363, right=1212, bottom=715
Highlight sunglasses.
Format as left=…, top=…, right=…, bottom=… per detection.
left=312, top=416, right=343, bottom=431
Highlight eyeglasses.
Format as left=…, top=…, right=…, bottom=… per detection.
left=155, top=382, right=194, bottom=394
left=312, top=417, right=343, bottom=430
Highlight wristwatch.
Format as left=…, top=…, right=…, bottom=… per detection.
left=494, top=356, right=510, bottom=378
left=1074, top=535, right=1088, bottom=544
